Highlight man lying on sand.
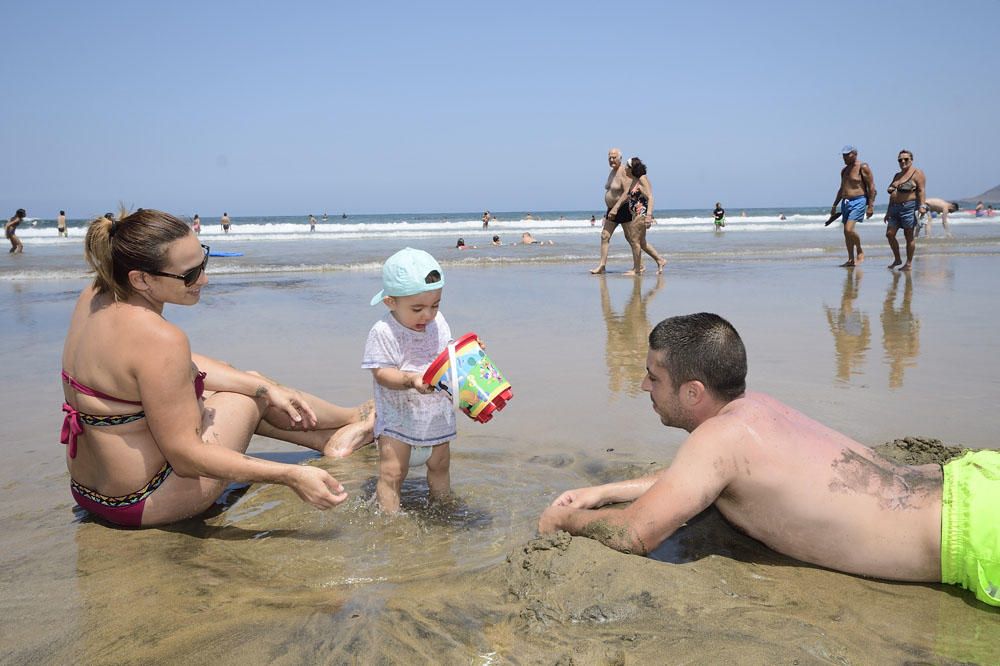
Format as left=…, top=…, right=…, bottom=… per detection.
left=539, top=313, right=1000, bottom=607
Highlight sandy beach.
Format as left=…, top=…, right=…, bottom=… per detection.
left=2, top=252, right=999, bottom=663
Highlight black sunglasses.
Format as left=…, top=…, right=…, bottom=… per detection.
left=145, top=244, right=210, bottom=286
left=898, top=157, right=912, bottom=163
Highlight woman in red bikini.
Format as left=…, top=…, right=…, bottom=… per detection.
left=61, top=209, right=373, bottom=527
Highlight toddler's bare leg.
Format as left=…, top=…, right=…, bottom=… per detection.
left=376, top=436, right=410, bottom=513
left=425, top=442, right=451, bottom=501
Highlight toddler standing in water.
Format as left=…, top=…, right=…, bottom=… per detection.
left=363, top=248, right=455, bottom=512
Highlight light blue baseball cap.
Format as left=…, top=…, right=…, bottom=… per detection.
left=370, top=247, right=444, bottom=305
left=841, top=145, right=857, bottom=154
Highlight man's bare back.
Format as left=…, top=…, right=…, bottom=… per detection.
left=694, top=393, right=941, bottom=581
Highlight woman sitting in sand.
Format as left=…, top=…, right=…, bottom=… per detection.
left=60, top=209, right=374, bottom=528
left=607, top=158, right=666, bottom=275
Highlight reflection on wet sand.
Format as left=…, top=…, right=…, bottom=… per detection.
left=825, top=268, right=871, bottom=382
left=882, top=271, right=921, bottom=389
left=600, top=275, right=664, bottom=396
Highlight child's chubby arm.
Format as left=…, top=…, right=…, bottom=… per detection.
left=371, top=368, right=435, bottom=394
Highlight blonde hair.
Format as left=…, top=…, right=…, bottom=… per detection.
left=84, top=208, right=192, bottom=301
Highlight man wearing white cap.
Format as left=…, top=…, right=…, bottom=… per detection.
left=828, top=146, right=876, bottom=267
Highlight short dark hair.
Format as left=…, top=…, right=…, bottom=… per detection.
left=648, top=313, right=747, bottom=401
left=628, top=157, right=647, bottom=178
left=59, top=210, right=65, bottom=215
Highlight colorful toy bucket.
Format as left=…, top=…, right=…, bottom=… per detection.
left=422, top=333, right=513, bottom=423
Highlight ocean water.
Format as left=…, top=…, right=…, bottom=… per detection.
left=4, top=206, right=1000, bottom=281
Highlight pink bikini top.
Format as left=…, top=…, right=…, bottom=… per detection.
left=60, top=369, right=206, bottom=458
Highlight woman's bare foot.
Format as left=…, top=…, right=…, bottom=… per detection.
left=323, top=401, right=375, bottom=458
left=840, top=260, right=856, bottom=267
left=656, top=258, right=666, bottom=274
left=589, top=265, right=606, bottom=275
left=887, top=259, right=902, bottom=269
left=856, top=251, right=864, bottom=264
left=900, top=263, right=912, bottom=271
left=623, top=269, right=638, bottom=276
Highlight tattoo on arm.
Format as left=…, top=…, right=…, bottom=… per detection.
left=254, top=384, right=269, bottom=399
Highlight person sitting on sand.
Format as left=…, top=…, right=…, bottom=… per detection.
left=60, top=209, right=374, bottom=528
left=364, top=248, right=456, bottom=513
left=828, top=146, right=875, bottom=267
left=539, top=312, right=1000, bottom=608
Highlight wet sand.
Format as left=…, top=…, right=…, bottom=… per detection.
left=1, top=254, right=999, bottom=663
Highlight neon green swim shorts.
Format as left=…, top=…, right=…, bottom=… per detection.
left=941, top=450, right=1000, bottom=607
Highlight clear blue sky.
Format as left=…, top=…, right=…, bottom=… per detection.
left=2, top=1, right=997, bottom=217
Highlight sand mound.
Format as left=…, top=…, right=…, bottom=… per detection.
left=873, top=436, right=967, bottom=465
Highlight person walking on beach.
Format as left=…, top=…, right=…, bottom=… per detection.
left=60, top=209, right=375, bottom=528
left=829, top=146, right=875, bottom=267
left=884, top=149, right=926, bottom=271
left=539, top=312, right=1000, bottom=608
left=590, top=148, right=639, bottom=274
left=607, top=157, right=667, bottom=275
left=6, top=208, right=26, bottom=254
left=712, top=202, right=726, bottom=230
left=364, top=248, right=456, bottom=513
left=221, top=211, right=231, bottom=233
left=57, top=210, right=68, bottom=237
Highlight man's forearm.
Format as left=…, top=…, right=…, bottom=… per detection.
left=560, top=507, right=649, bottom=555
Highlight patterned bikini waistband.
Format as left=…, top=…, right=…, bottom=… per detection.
left=70, top=462, right=172, bottom=507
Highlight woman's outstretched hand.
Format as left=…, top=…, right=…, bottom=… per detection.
left=288, top=466, right=348, bottom=509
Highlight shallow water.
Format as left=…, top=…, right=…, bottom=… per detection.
left=2, top=252, right=999, bottom=663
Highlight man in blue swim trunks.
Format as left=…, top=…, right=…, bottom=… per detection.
left=829, top=146, right=876, bottom=267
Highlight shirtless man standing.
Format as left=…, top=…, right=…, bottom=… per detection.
left=539, top=313, right=1000, bottom=607
left=829, top=146, right=875, bottom=267
left=590, top=148, right=638, bottom=274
